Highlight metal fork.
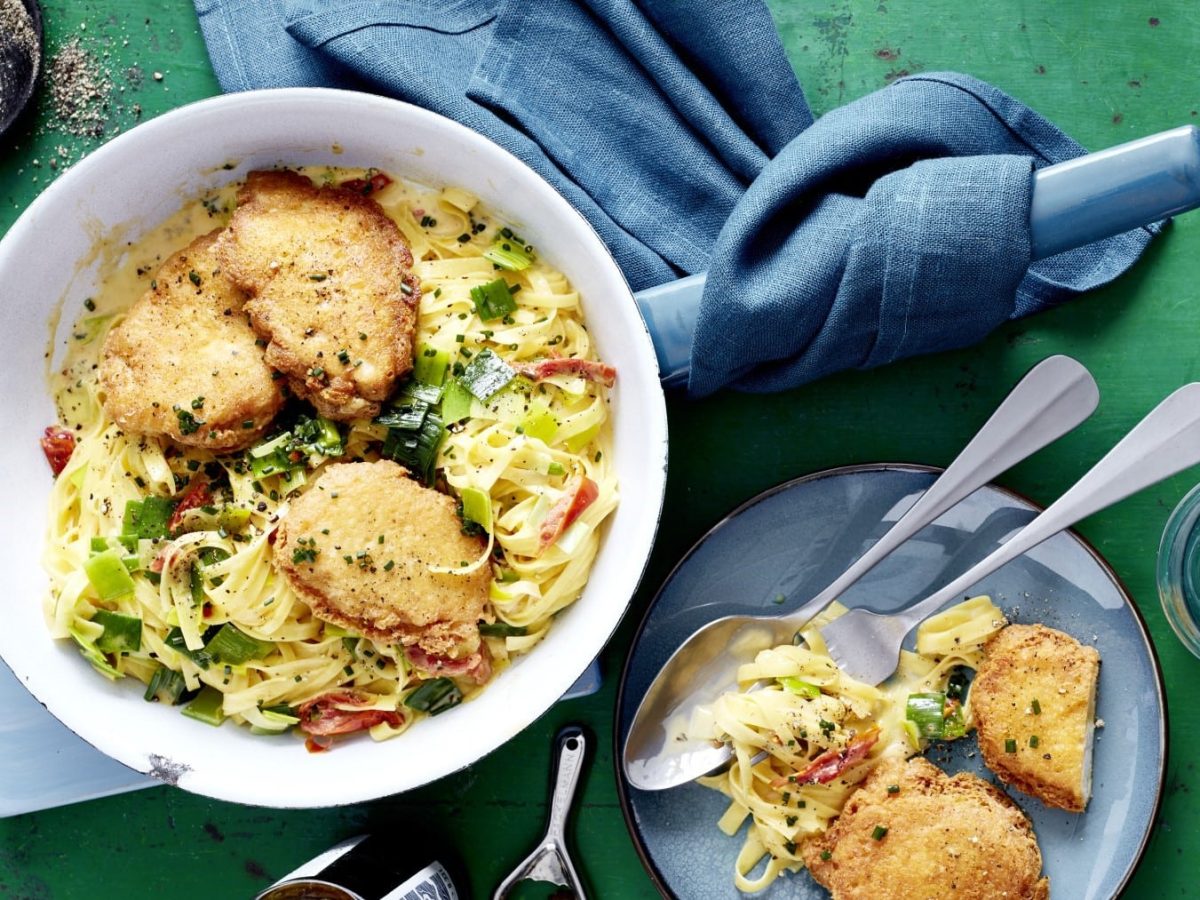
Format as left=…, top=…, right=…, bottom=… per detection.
left=822, top=382, right=1200, bottom=685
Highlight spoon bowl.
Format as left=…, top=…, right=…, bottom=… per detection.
left=623, top=614, right=797, bottom=790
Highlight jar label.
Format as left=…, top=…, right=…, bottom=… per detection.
left=382, top=861, right=458, bottom=900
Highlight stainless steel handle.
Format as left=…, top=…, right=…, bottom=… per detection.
left=546, top=725, right=587, bottom=845
left=897, top=382, right=1200, bottom=629
left=784, top=355, right=1098, bottom=627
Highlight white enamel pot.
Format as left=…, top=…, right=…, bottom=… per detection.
left=0, top=88, right=667, bottom=807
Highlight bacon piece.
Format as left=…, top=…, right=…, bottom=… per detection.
left=512, top=356, right=616, bottom=388
left=406, top=644, right=492, bottom=685
left=297, top=690, right=404, bottom=737
left=40, top=427, right=76, bottom=476
left=538, top=476, right=599, bottom=553
left=339, top=171, right=392, bottom=196
left=166, top=480, right=213, bottom=532
left=771, top=728, right=881, bottom=788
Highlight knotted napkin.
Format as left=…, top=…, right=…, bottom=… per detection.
left=194, top=0, right=1158, bottom=397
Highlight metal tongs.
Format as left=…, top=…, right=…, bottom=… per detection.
left=494, top=725, right=590, bottom=899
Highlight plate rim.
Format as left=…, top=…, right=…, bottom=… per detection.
left=612, top=461, right=1169, bottom=899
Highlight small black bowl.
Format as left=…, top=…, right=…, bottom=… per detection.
left=0, top=0, right=42, bottom=139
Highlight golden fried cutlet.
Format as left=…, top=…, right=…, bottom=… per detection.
left=803, top=757, right=1049, bottom=900
left=99, top=229, right=285, bottom=452
left=971, top=623, right=1100, bottom=813
left=215, top=170, right=419, bottom=421
left=275, top=461, right=490, bottom=657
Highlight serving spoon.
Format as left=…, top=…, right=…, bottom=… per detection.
left=622, top=354, right=1098, bottom=790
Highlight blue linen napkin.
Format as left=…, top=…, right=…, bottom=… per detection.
left=193, top=0, right=1158, bottom=397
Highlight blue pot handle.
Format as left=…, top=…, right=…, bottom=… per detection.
left=635, top=125, right=1200, bottom=385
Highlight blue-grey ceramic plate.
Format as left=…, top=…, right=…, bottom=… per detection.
left=616, top=464, right=1166, bottom=899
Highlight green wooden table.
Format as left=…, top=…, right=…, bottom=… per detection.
left=2, top=2, right=1196, bottom=897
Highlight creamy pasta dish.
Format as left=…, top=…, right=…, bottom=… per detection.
left=696, top=596, right=1006, bottom=891
left=40, top=167, right=618, bottom=750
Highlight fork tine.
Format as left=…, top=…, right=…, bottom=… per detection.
left=821, top=609, right=912, bottom=686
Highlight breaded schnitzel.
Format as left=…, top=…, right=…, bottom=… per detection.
left=99, top=229, right=284, bottom=451
left=971, top=623, right=1100, bottom=812
left=275, top=460, right=490, bottom=660
left=803, top=757, right=1048, bottom=900
left=216, top=170, right=419, bottom=421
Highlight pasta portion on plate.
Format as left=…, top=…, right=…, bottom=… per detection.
left=696, top=596, right=1006, bottom=892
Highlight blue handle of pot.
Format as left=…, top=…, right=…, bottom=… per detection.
left=634, top=273, right=706, bottom=389
left=1029, top=124, right=1200, bottom=259
left=634, top=125, right=1200, bottom=386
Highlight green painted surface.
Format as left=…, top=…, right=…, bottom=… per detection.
left=1, top=1, right=1197, bottom=897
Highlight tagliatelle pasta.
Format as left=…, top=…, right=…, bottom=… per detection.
left=695, top=597, right=1007, bottom=892
left=41, top=168, right=618, bottom=747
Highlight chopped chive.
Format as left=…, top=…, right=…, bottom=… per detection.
left=1031, top=698, right=1041, bottom=715
left=1005, top=738, right=1017, bottom=753
left=871, top=826, right=888, bottom=841
left=173, top=406, right=204, bottom=435
left=400, top=282, right=414, bottom=296
left=292, top=546, right=318, bottom=564
left=1029, top=735, right=1040, bottom=748
left=188, top=270, right=201, bottom=286
left=886, top=784, right=900, bottom=794
left=819, top=850, right=832, bottom=861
